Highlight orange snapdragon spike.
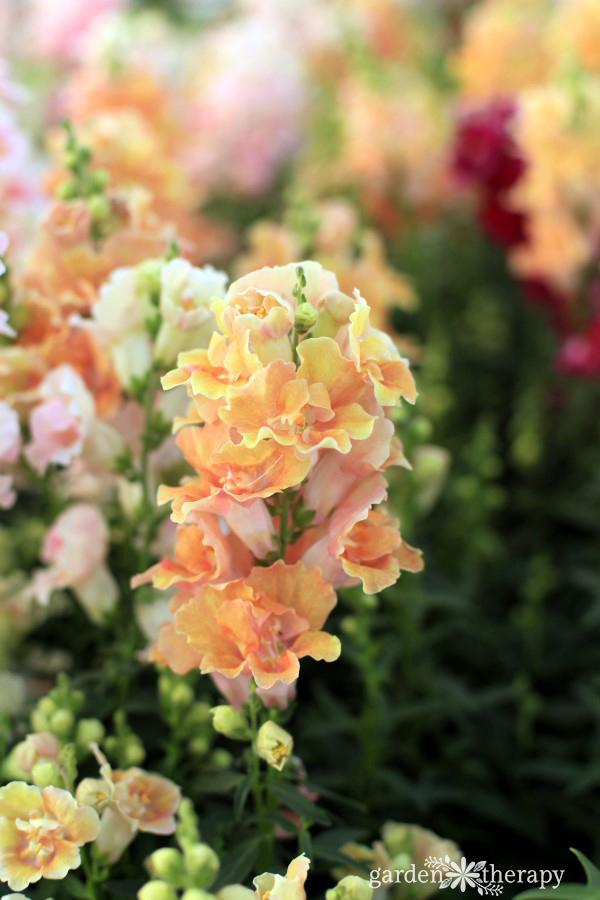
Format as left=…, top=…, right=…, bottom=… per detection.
left=171, top=561, right=341, bottom=689
left=0, top=783, right=99, bottom=892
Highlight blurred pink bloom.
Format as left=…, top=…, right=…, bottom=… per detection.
left=29, top=503, right=118, bottom=622
left=14, top=732, right=61, bottom=774
left=0, top=401, right=20, bottom=463
left=0, top=401, right=20, bottom=510
left=25, top=366, right=94, bottom=474
left=28, top=0, right=126, bottom=63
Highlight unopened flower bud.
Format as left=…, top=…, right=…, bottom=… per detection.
left=294, top=302, right=317, bottom=334
left=210, top=706, right=250, bottom=741
left=88, top=194, right=111, bottom=223
left=50, top=709, right=75, bottom=739
left=147, top=848, right=185, bottom=884
left=216, top=888, right=255, bottom=900
left=170, top=683, right=195, bottom=708
left=138, top=880, right=178, bottom=900
left=123, top=739, right=145, bottom=766
left=183, top=843, right=220, bottom=889
left=181, top=891, right=214, bottom=900
left=31, top=761, right=61, bottom=788
left=210, top=749, right=233, bottom=769
left=76, top=719, right=106, bottom=750
left=187, top=703, right=212, bottom=727
left=255, top=721, right=293, bottom=771
left=326, top=876, right=373, bottom=900
left=188, top=736, right=210, bottom=757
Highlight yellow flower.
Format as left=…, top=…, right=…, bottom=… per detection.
left=0, top=782, right=99, bottom=891
left=254, top=853, right=310, bottom=900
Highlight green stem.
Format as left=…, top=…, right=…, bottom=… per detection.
left=81, top=847, right=101, bottom=900
left=247, top=686, right=273, bottom=871
left=278, top=492, right=290, bottom=558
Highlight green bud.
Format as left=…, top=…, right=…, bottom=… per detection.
left=216, top=888, right=255, bottom=900
left=210, top=749, right=233, bottom=769
left=31, top=761, right=61, bottom=788
left=341, top=616, right=358, bottom=636
left=210, top=706, right=250, bottom=741
left=326, top=876, right=373, bottom=900
left=50, top=709, right=75, bottom=739
left=136, top=259, right=163, bottom=298
left=187, top=703, right=212, bottom=727
left=56, top=180, right=78, bottom=201
left=31, top=709, right=51, bottom=733
left=184, top=844, right=220, bottom=889
left=88, top=194, right=111, bottom=223
left=76, top=718, right=105, bottom=750
left=170, top=683, right=195, bottom=708
left=39, top=697, right=57, bottom=717
left=188, top=736, right=210, bottom=757
left=138, top=880, right=178, bottom=900
left=181, top=891, right=214, bottom=900
left=294, top=302, right=317, bottom=334
left=90, top=168, right=109, bottom=191
left=123, top=740, right=145, bottom=766
left=147, top=848, right=185, bottom=884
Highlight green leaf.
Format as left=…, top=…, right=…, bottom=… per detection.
left=571, top=850, right=600, bottom=887
left=514, top=888, right=600, bottom=900
left=233, top=772, right=253, bottom=819
left=212, top=837, right=261, bottom=890
left=271, top=781, right=331, bottom=825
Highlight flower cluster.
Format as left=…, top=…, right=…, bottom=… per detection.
left=140, top=261, right=422, bottom=700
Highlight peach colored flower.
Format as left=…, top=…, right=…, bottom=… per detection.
left=132, top=516, right=252, bottom=593
left=296, top=475, right=423, bottom=593
left=158, top=423, right=310, bottom=517
left=0, top=782, right=99, bottom=892
left=29, top=504, right=118, bottom=623
left=346, top=295, right=417, bottom=407
left=296, top=337, right=375, bottom=453
left=219, top=359, right=310, bottom=447
left=254, top=853, right=310, bottom=900
left=76, top=750, right=180, bottom=863
left=169, top=561, right=340, bottom=689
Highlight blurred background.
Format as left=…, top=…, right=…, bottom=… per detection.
left=1, top=0, right=600, bottom=892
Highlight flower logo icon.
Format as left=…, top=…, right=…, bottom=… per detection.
left=425, top=856, right=503, bottom=896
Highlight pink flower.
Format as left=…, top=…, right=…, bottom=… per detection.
left=29, top=504, right=118, bottom=623
left=13, top=733, right=61, bottom=775
left=25, top=366, right=94, bottom=474
left=0, top=401, right=20, bottom=511
left=211, top=672, right=297, bottom=711
left=28, top=0, right=126, bottom=63
left=0, top=402, right=20, bottom=464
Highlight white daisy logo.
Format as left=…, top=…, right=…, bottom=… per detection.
left=424, top=856, right=503, bottom=895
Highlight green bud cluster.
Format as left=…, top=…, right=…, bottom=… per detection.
left=104, top=709, right=145, bottom=768
left=30, top=674, right=84, bottom=738
left=56, top=120, right=113, bottom=241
